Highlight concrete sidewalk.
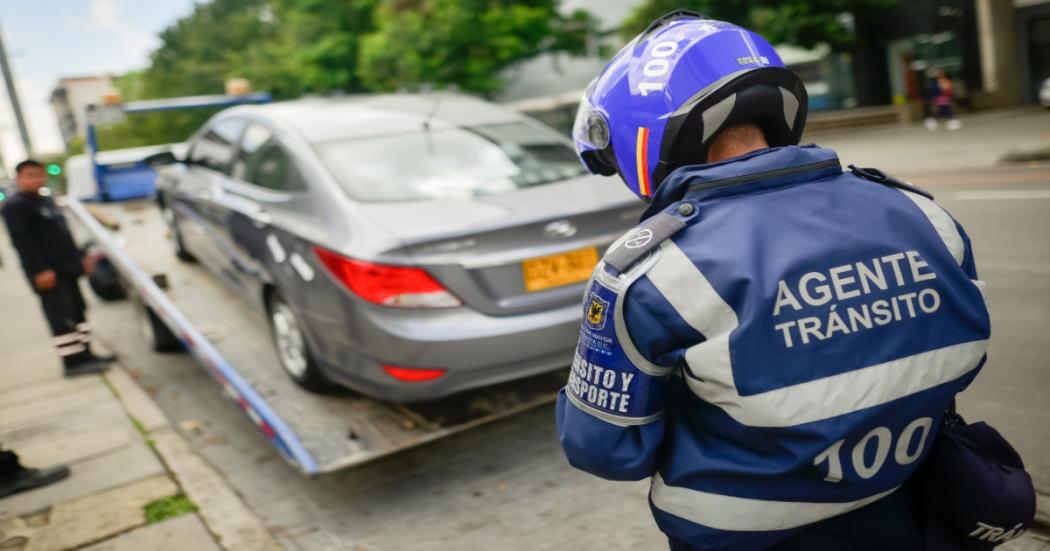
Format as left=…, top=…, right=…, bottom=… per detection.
left=0, top=233, right=278, bottom=550
left=806, top=105, right=1050, bottom=175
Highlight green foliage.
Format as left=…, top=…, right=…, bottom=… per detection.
left=78, top=0, right=593, bottom=151
left=128, top=416, right=156, bottom=447
left=620, top=0, right=898, bottom=51
left=281, top=0, right=380, bottom=93
left=143, top=493, right=198, bottom=524
left=357, top=1, right=596, bottom=96
left=144, top=0, right=270, bottom=98
left=122, top=0, right=272, bottom=146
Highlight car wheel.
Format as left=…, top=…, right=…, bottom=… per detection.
left=162, top=205, right=196, bottom=263
left=133, top=295, right=183, bottom=352
left=87, top=256, right=127, bottom=301
left=268, top=290, right=330, bottom=392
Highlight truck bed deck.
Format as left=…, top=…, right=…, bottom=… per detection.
left=70, top=199, right=565, bottom=474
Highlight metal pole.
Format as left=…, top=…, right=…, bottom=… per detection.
left=85, top=120, right=106, bottom=201
left=65, top=196, right=319, bottom=475
left=0, top=19, right=34, bottom=158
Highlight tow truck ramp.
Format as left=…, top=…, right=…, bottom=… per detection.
left=67, top=198, right=565, bottom=475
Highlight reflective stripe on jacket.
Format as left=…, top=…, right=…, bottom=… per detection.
left=555, top=145, right=990, bottom=550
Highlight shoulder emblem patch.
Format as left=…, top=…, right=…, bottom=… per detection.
left=585, top=292, right=610, bottom=331
left=624, top=228, right=654, bottom=249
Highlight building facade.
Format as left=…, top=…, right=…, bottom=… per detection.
left=503, top=0, right=1043, bottom=134
left=49, top=75, right=113, bottom=148
left=1017, top=0, right=1050, bottom=104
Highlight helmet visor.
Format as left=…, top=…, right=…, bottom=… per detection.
left=572, top=91, right=611, bottom=152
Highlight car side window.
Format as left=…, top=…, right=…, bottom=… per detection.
left=234, top=123, right=303, bottom=192
left=188, top=118, right=246, bottom=174
left=231, top=124, right=269, bottom=181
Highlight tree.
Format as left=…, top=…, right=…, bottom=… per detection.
left=89, top=0, right=380, bottom=149
left=68, top=0, right=600, bottom=151
left=94, top=0, right=274, bottom=148
left=620, top=0, right=898, bottom=51
left=228, top=0, right=380, bottom=98
left=357, top=0, right=597, bottom=96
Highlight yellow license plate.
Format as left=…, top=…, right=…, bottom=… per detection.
left=522, top=247, right=599, bottom=293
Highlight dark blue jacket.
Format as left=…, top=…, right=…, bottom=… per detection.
left=556, top=145, right=990, bottom=550
left=2, top=191, right=84, bottom=283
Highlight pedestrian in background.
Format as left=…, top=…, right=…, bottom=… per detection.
left=925, top=68, right=962, bottom=131
left=1, top=159, right=114, bottom=376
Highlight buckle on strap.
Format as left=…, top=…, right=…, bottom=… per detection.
left=849, top=165, right=934, bottom=200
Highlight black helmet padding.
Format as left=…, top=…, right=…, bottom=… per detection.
left=653, top=67, right=809, bottom=187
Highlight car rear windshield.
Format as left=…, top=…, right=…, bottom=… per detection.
left=316, top=122, right=588, bottom=202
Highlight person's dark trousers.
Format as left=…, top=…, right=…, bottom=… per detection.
left=667, top=485, right=923, bottom=551
left=37, top=275, right=92, bottom=367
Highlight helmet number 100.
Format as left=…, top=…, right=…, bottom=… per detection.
left=637, top=41, right=679, bottom=96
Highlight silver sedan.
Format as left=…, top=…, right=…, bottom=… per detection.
left=154, top=93, right=641, bottom=401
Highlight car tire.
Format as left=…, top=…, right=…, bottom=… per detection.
left=87, top=257, right=127, bottom=301
left=267, top=289, right=331, bottom=392
left=133, top=295, right=183, bottom=352
left=162, top=204, right=196, bottom=263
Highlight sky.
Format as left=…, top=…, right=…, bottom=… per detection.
left=0, top=0, right=196, bottom=167
left=0, top=0, right=639, bottom=171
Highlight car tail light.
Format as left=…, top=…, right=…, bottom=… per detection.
left=314, top=247, right=461, bottom=308
left=382, top=365, right=447, bottom=382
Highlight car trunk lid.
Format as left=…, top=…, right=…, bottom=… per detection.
left=355, top=175, right=643, bottom=316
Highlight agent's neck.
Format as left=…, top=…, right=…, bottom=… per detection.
left=706, top=123, right=770, bottom=164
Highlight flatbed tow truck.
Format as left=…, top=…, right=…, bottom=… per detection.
left=65, top=91, right=566, bottom=476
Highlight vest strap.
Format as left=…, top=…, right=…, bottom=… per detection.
left=849, top=165, right=934, bottom=200
left=605, top=212, right=686, bottom=273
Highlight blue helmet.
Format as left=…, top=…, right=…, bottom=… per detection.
left=573, top=11, right=808, bottom=199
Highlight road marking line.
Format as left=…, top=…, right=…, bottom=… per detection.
left=909, top=171, right=1050, bottom=187
left=951, top=190, right=1050, bottom=201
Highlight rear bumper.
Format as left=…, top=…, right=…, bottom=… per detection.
left=302, top=300, right=581, bottom=403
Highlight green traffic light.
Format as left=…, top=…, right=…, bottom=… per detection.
left=47, top=164, right=62, bottom=176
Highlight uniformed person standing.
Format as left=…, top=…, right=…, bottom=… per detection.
left=558, top=12, right=992, bottom=550
left=2, top=159, right=114, bottom=376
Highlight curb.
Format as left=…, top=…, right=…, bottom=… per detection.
left=1036, top=494, right=1050, bottom=532
left=103, top=366, right=281, bottom=550
left=1000, top=146, right=1050, bottom=164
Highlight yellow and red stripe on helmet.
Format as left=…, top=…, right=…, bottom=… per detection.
left=636, top=127, right=652, bottom=197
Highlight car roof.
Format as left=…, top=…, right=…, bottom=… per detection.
left=225, top=93, right=525, bottom=144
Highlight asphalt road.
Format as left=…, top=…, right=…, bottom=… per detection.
left=86, top=162, right=1050, bottom=551
left=907, top=165, right=1050, bottom=495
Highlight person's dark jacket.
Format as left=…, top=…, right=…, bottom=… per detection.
left=927, top=77, right=942, bottom=102
left=1, top=191, right=84, bottom=284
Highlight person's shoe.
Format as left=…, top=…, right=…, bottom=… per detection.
left=0, top=464, right=70, bottom=498
left=924, top=118, right=938, bottom=131
left=64, top=359, right=111, bottom=377
left=946, top=118, right=962, bottom=130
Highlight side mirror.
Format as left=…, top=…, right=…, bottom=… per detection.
left=144, top=151, right=179, bottom=167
